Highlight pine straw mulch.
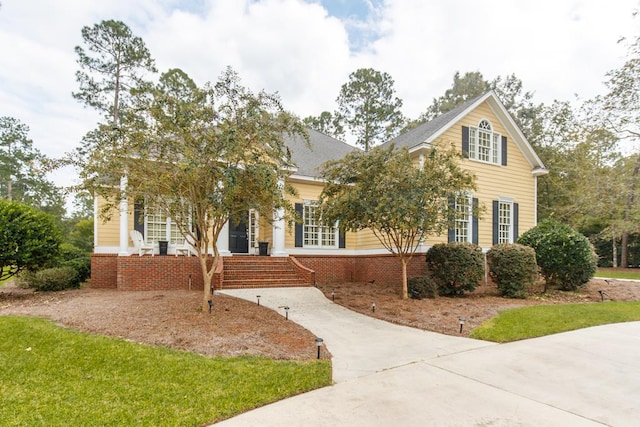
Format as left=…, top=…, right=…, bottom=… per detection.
left=2, top=270, right=639, bottom=359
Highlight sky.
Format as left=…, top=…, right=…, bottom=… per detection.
left=0, top=0, right=639, bottom=203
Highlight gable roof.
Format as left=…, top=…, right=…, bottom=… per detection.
left=284, top=128, right=360, bottom=179
left=387, top=91, right=547, bottom=174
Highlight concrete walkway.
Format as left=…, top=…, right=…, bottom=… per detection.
left=216, top=287, right=640, bottom=426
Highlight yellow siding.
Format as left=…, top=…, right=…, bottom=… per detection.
left=429, top=101, right=536, bottom=247
left=95, top=195, right=126, bottom=247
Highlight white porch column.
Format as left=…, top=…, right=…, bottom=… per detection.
left=118, top=176, right=129, bottom=256
left=217, top=220, right=231, bottom=256
left=271, top=178, right=287, bottom=257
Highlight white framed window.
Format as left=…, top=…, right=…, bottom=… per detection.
left=469, top=119, right=501, bottom=165
left=145, top=205, right=186, bottom=245
left=303, top=201, right=337, bottom=248
left=498, top=199, right=513, bottom=244
left=454, top=194, right=472, bottom=243
left=249, top=209, right=259, bottom=248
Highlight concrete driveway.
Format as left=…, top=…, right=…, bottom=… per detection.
left=216, top=287, right=640, bottom=426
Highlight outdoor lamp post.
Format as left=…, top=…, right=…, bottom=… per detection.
left=372, top=302, right=376, bottom=313
left=331, top=290, right=335, bottom=302
left=256, top=295, right=261, bottom=306
left=315, top=337, right=324, bottom=359
left=458, top=317, right=466, bottom=333
left=283, top=306, right=290, bottom=320
left=208, top=299, right=214, bottom=314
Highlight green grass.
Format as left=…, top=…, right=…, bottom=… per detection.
left=0, top=316, right=332, bottom=426
left=595, top=269, right=640, bottom=280
left=470, top=301, right=640, bottom=343
left=0, top=267, right=13, bottom=286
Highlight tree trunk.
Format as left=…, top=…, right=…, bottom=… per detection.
left=200, top=253, right=217, bottom=312
left=613, top=234, right=618, bottom=268
left=401, top=258, right=408, bottom=299
left=621, top=232, right=628, bottom=268
left=6, top=179, right=11, bottom=200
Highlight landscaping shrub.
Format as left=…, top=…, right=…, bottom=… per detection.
left=61, top=256, right=91, bottom=284
left=407, top=276, right=438, bottom=299
left=517, top=219, right=597, bottom=291
left=19, top=267, right=80, bottom=291
left=425, top=242, right=484, bottom=296
left=487, top=243, right=538, bottom=298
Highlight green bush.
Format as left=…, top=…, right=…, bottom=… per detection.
left=61, top=256, right=91, bottom=284
left=407, top=276, right=438, bottom=299
left=487, top=243, right=538, bottom=298
left=19, top=267, right=80, bottom=291
left=58, top=243, right=88, bottom=262
left=517, top=219, right=597, bottom=291
left=425, top=242, right=484, bottom=296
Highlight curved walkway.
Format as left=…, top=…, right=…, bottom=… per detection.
left=217, top=287, right=640, bottom=426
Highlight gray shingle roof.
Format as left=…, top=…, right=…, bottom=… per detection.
left=385, top=93, right=486, bottom=150
left=284, top=128, right=360, bottom=178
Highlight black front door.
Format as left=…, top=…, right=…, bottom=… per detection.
left=229, top=213, right=249, bottom=253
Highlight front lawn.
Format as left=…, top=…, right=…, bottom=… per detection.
left=470, top=301, right=640, bottom=342
left=595, top=268, right=640, bottom=280
left=0, top=316, right=332, bottom=426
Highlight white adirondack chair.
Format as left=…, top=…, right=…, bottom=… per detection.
left=130, top=230, right=154, bottom=256
left=174, top=235, right=194, bottom=257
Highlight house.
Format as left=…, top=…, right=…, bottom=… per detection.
left=90, top=90, right=547, bottom=290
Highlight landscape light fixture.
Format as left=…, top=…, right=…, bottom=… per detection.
left=372, top=302, right=376, bottom=313
left=458, top=317, right=466, bottom=334
left=331, top=290, right=335, bottom=302
left=598, top=290, right=608, bottom=302
left=256, top=295, right=261, bottom=306
left=207, top=299, right=213, bottom=314
left=315, top=337, right=324, bottom=359
left=283, top=306, right=290, bottom=320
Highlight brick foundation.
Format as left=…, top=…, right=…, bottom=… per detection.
left=90, top=253, right=427, bottom=290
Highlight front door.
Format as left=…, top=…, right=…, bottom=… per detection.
left=229, top=213, right=249, bottom=253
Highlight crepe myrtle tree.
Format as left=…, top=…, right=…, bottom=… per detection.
left=318, top=144, right=476, bottom=299
left=82, top=67, right=306, bottom=311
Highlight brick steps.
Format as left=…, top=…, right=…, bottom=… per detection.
left=221, top=256, right=314, bottom=289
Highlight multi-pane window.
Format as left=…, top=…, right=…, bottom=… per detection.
left=145, top=206, right=186, bottom=245
left=469, top=119, right=501, bottom=165
left=303, top=201, right=337, bottom=248
left=249, top=209, right=258, bottom=248
left=498, top=200, right=512, bottom=244
left=454, top=194, right=472, bottom=243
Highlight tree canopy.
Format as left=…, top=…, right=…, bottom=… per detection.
left=83, top=67, right=306, bottom=309
left=336, top=68, right=405, bottom=151
left=0, top=116, right=64, bottom=215
left=319, top=144, right=476, bottom=298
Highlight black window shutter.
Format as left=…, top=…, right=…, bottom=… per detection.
left=339, top=228, right=346, bottom=248
left=501, top=136, right=508, bottom=166
left=294, top=203, right=303, bottom=247
left=513, top=202, right=519, bottom=242
left=492, top=200, right=499, bottom=245
left=448, top=196, right=455, bottom=242
left=462, top=126, right=470, bottom=159
left=472, top=197, right=479, bottom=245
left=134, top=198, right=145, bottom=235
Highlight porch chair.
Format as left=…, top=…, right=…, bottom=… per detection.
left=130, top=230, right=154, bottom=256
left=174, top=234, right=194, bottom=257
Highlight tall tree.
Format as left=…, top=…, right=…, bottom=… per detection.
left=319, top=144, right=476, bottom=299
left=74, top=19, right=156, bottom=125
left=83, top=67, right=306, bottom=310
left=336, top=68, right=405, bottom=151
left=418, top=71, right=489, bottom=122
left=302, top=111, right=345, bottom=140
left=0, top=116, right=64, bottom=214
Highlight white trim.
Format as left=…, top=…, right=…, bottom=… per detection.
left=118, top=176, right=129, bottom=256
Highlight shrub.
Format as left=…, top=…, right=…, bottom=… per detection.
left=487, top=243, right=538, bottom=298
left=61, top=256, right=91, bottom=284
left=425, top=242, right=484, bottom=296
left=407, top=276, right=438, bottom=299
left=517, top=219, right=597, bottom=291
left=19, top=267, right=80, bottom=292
